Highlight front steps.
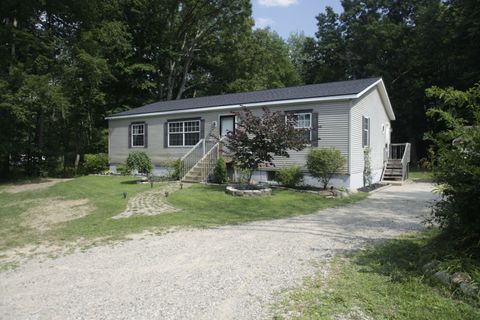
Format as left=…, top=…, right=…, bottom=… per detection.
left=182, top=162, right=205, bottom=183
left=382, top=159, right=404, bottom=182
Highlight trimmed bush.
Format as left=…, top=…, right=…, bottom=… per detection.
left=125, top=151, right=153, bottom=175
left=213, top=158, right=228, bottom=184
left=276, top=165, right=303, bottom=187
left=116, top=163, right=129, bottom=176
left=307, top=148, right=346, bottom=189
left=170, top=159, right=183, bottom=180
left=83, top=153, right=109, bottom=174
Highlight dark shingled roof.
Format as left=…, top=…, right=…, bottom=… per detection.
left=110, top=77, right=381, bottom=118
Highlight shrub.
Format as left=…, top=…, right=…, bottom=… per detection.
left=83, top=153, right=109, bottom=174
left=213, top=158, right=228, bottom=184
left=125, top=151, right=153, bottom=175
left=307, top=148, right=346, bottom=189
left=276, top=165, right=303, bottom=187
left=425, top=83, right=480, bottom=240
left=116, top=163, right=129, bottom=175
left=170, top=159, right=183, bottom=180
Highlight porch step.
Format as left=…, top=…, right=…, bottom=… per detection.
left=182, top=176, right=203, bottom=183
left=384, top=168, right=403, bottom=175
left=383, top=175, right=403, bottom=181
left=382, top=158, right=405, bottom=182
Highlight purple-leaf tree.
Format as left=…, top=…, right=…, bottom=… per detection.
left=224, top=106, right=308, bottom=184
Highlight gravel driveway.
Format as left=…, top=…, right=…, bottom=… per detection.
left=0, top=182, right=436, bottom=320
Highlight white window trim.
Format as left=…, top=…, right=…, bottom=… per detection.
left=167, top=120, right=201, bottom=147
left=363, top=116, right=370, bottom=147
left=131, top=123, right=145, bottom=148
left=293, top=112, right=313, bottom=141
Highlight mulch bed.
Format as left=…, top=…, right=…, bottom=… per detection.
left=357, top=183, right=388, bottom=192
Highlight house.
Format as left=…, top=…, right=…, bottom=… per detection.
left=106, top=77, right=410, bottom=189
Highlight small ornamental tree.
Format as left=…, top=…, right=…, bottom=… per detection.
left=307, top=148, right=346, bottom=189
left=125, top=151, right=153, bottom=175
left=224, top=107, right=308, bottom=183
left=363, top=147, right=373, bottom=187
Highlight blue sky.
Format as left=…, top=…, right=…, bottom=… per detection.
left=252, top=0, right=343, bottom=39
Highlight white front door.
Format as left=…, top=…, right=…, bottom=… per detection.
left=220, top=115, right=235, bottom=137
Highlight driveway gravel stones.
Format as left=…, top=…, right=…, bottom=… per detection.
left=0, top=182, right=436, bottom=320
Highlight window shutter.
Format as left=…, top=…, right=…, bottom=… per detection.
left=367, top=118, right=371, bottom=147
left=144, top=123, right=148, bottom=148
left=362, top=116, right=366, bottom=147
left=128, top=124, right=132, bottom=148
left=311, top=112, right=319, bottom=147
left=200, top=119, right=205, bottom=139
left=164, top=122, right=168, bottom=148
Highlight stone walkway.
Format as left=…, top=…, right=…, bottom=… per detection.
left=112, top=182, right=181, bottom=219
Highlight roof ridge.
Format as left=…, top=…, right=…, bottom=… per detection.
left=109, top=77, right=383, bottom=118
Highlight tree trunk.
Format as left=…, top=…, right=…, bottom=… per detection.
left=0, top=154, right=10, bottom=180
left=175, top=53, right=194, bottom=99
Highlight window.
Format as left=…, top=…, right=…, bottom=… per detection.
left=168, top=120, right=201, bottom=147
left=293, top=113, right=312, bottom=141
left=362, top=116, right=370, bottom=147
left=267, top=171, right=276, bottom=182
left=131, top=123, right=145, bottom=147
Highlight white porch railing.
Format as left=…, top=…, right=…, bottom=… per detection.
left=180, top=138, right=224, bottom=182
left=199, top=140, right=223, bottom=182
left=400, top=142, right=411, bottom=180
left=386, top=143, right=411, bottom=181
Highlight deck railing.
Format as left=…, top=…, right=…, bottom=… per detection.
left=387, top=143, right=411, bottom=180
left=400, top=142, right=411, bottom=180
left=180, top=139, right=206, bottom=180
left=180, top=138, right=224, bottom=182
left=199, top=139, right=224, bottom=182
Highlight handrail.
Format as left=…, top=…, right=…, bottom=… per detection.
left=180, top=139, right=204, bottom=161
left=401, top=143, right=411, bottom=180
left=387, top=143, right=411, bottom=181
left=180, top=139, right=206, bottom=180
left=180, top=137, right=224, bottom=182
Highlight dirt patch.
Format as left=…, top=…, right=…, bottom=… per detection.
left=2, top=179, right=73, bottom=194
left=22, top=197, right=95, bottom=231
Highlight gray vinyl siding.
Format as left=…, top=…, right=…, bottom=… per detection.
left=109, top=111, right=221, bottom=166
left=109, top=101, right=351, bottom=170
left=350, top=88, right=391, bottom=174
left=272, top=102, right=350, bottom=173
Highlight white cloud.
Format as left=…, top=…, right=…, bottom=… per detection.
left=258, top=0, right=298, bottom=7
left=255, top=17, right=275, bottom=28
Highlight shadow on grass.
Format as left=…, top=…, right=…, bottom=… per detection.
left=351, top=229, right=480, bottom=292
left=120, top=179, right=140, bottom=185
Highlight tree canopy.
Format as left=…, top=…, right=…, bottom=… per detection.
left=0, top=0, right=478, bottom=178
left=298, top=0, right=480, bottom=161
left=0, top=0, right=299, bottom=178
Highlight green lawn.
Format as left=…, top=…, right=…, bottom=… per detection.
left=274, top=229, right=480, bottom=320
left=0, top=176, right=367, bottom=253
left=409, top=167, right=433, bottom=180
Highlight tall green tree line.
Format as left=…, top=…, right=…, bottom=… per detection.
left=0, top=0, right=299, bottom=178
left=290, top=0, right=480, bottom=160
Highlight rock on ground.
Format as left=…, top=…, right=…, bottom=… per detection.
left=0, top=182, right=436, bottom=320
